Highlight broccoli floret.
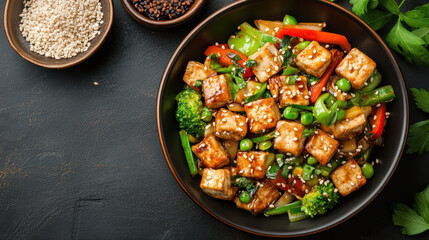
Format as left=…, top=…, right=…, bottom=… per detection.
left=176, top=87, right=206, bottom=138
left=301, top=182, right=340, bottom=218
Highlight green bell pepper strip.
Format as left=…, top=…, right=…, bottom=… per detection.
left=313, top=93, right=341, bottom=126
left=244, top=81, right=267, bottom=103
left=239, top=22, right=280, bottom=47
left=291, top=104, right=313, bottom=111
left=266, top=164, right=280, bottom=180
left=264, top=201, right=302, bottom=216
left=350, top=85, right=396, bottom=106
left=251, top=130, right=276, bottom=143
left=282, top=66, right=300, bottom=76
left=302, top=164, right=315, bottom=181
left=357, top=69, right=382, bottom=93
left=228, top=31, right=260, bottom=57
left=179, top=130, right=198, bottom=177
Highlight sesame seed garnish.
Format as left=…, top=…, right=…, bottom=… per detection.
left=230, top=44, right=235, bottom=49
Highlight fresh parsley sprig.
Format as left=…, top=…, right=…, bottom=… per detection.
left=406, top=88, right=429, bottom=155
left=392, top=185, right=429, bottom=235
left=350, top=0, right=429, bottom=66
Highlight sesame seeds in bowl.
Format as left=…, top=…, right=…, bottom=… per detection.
left=4, top=0, right=114, bottom=68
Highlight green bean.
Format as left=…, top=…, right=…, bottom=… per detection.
left=239, top=191, right=251, bottom=203
left=336, top=78, right=351, bottom=92
left=240, top=139, right=254, bottom=151
left=361, top=163, right=374, bottom=179
left=300, top=112, right=313, bottom=126
left=201, top=107, right=213, bottom=122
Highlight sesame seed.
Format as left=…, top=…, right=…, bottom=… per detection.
left=308, top=55, right=313, bottom=59
left=230, top=44, right=235, bottom=49
left=266, top=68, right=271, bottom=73
left=93, top=82, right=99, bottom=86
left=265, top=27, right=270, bottom=31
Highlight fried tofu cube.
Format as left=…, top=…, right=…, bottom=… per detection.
left=183, top=61, right=217, bottom=91
left=335, top=48, right=376, bottom=89
left=234, top=179, right=280, bottom=215
left=200, top=168, right=237, bottom=200
left=191, top=135, right=229, bottom=169
left=248, top=42, right=282, bottom=83
left=236, top=151, right=268, bottom=179
left=321, top=114, right=366, bottom=140
left=268, top=76, right=281, bottom=100
left=305, top=130, right=339, bottom=166
left=274, top=121, right=306, bottom=157
left=278, top=75, right=310, bottom=108
left=202, top=74, right=233, bottom=109
left=331, top=159, right=366, bottom=196
left=244, top=98, right=281, bottom=134
left=296, top=41, right=332, bottom=78
left=215, top=108, right=248, bottom=141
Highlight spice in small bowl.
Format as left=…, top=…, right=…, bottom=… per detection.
left=120, top=0, right=206, bottom=30
left=132, top=0, right=194, bottom=21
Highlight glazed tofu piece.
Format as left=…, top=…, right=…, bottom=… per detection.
left=215, top=108, right=248, bottom=141
left=236, top=151, right=268, bottom=179
left=321, top=114, right=366, bottom=140
left=248, top=42, right=283, bottom=83
left=191, top=135, right=229, bottom=169
left=200, top=168, right=237, bottom=200
left=268, top=76, right=281, bottom=100
left=331, top=159, right=367, bottom=196
left=305, top=130, right=340, bottom=166
left=274, top=121, right=306, bottom=157
left=202, top=74, right=233, bottom=109
left=183, top=61, right=217, bottom=91
left=244, top=98, right=281, bottom=134
left=234, top=179, right=280, bottom=215
left=335, top=48, right=376, bottom=89
left=278, top=75, right=310, bottom=108
left=296, top=41, right=332, bottom=78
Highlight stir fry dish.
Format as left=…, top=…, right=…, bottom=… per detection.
left=175, top=15, right=395, bottom=222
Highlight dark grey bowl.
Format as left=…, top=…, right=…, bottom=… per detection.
left=157, top=0, right=408, bottom=237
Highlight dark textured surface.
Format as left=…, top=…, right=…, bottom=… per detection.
left=0, top=0, right=428, bottom=239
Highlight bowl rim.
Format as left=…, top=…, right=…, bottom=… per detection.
left=3, top=0, right=114, bottom=69
left=156, top=0, right=409, bottom=237
left=120, top=0, right=206, bottom=29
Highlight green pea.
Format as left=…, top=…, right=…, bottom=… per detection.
left=194, top=80, right=203, bottom=88
left=361, top=163, right=374, bottom=179
left=240, top=139, right=254, bottom=151
left=307, top=156, right=318, bottom=165
left=201, top=107, right=213, bottom=122
left=296, top=41, right=311, bottom=50
left=283, top=106, right=299, bottom=120
left=300, top=112, right=313, bottom=126
left=239, top=191, right=251, bottom=203
left=336, top=78, right=352, bottom=92
left=336, top=109, right=345, bottom=122
left=283, top=14, right=298, bottom=25
left=258, top=140, right=272, bottom=151
left=263, top=90, right=272, bottom=99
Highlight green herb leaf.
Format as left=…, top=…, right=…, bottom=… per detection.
left=227, top=52, right=242, bottom=61
left=406, top=119, right=429, bottom=155
left=411, top=88, right=429, bottom=113
left=393, top=185, right=429, bottom=236
left=245, top=59, right=257, bottom=68
left=401, top=4, right=429, bottom=28
left=412, top=27, right=429, bottom=45
left=280, top=35, right=291, bottom=49
left=414, top=185, right=429, bottom=223
left=379, top=0, right=399, bottom=15
left=392, top=203, right=429, bottom=235
left=350, top=0, right=371, bottom=17
left=361, top=9, right=393, bottom=30
left=386, top=20, right=429, bottom=65
left=368, top=0, right=379, bottom=9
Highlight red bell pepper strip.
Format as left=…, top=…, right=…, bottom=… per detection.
left=370, top=103, right=386, bottom=140
left=276, top=28, right=352, bottom=52
left=309, top=49, right=344, bottom=104
left=270, top=170, right=310, bottom=198
left=204, top=45, right=254, bottom=78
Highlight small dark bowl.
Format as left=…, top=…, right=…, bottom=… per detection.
left=120, top=0, right=207, bottom=30
left=3, top=0, right=114, bottom=69
left=157, top=0, right=408, bottom=237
